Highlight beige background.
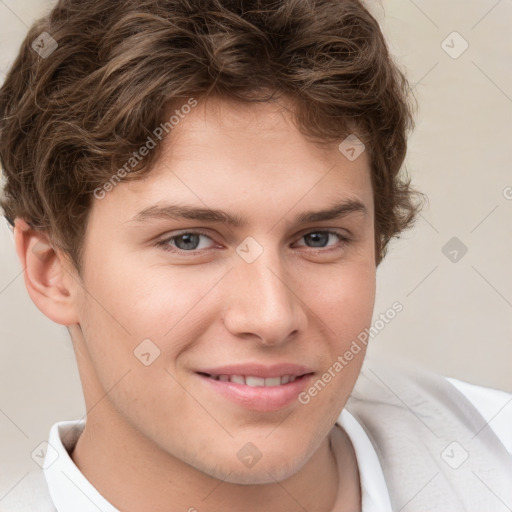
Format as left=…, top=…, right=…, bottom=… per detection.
left=0, top=0, right=511, bottom=496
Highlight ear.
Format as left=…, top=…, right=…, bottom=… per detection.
left=13, top=218, right=81, bottom=326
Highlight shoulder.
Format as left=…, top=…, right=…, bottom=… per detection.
left=344, top=357, right=512, bottom=510
left=347, top=356, right=512, bottom=450
left=0, top=469, right=56, bottom=512
left=447, top=376, right=512, bottom=453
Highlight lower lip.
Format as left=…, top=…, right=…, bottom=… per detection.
left=196, top=373, right=314, bottom=412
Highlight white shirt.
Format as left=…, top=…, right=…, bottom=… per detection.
left=43, top=412, right=394, bottom=511
left=36, top=376, right=512, bottom=512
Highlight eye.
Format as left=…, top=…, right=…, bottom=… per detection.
left=155, top=229, right=351, bottom=255
left=155, top=230, right=216, bottom=253
left=293, top=230, right=351, bottom=251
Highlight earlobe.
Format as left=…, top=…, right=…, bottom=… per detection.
left=13, top=217, right=81, bottom=326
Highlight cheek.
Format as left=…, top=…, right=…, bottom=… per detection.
left=301, top=257, right=376, bottom=341
left=296, top=264, right=375, bottom=426
left=77, top=254, right=222, bottom=378
left=81, top=247, right=193, bottom=336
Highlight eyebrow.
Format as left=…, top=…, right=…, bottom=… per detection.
left=127, top=198, right=368, bottom=227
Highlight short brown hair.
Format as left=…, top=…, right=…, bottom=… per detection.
left=0, top=0, right=425, bottom=273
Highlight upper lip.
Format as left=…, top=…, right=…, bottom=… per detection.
left=195, top=363, right=314, bottom=379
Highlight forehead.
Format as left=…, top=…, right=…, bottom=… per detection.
left=91, top=95, right=374, bottom=227
left=163, top=95, right=362, bottom=168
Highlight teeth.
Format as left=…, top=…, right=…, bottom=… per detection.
left=230, top=375, right=245, bottom=385
left=246, top=376, right=265, bottom=387
left=208, top=374, right=299, bottom=386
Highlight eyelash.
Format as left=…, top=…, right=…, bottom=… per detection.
left=154, top=229, right=352, bottom=255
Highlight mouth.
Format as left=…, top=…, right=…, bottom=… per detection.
left=194, top=368, right=315, bottom=412
left=196, top=372, right=310, bottom=387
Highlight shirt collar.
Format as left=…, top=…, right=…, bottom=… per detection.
left=43, top=410, right=390, bottom=511
left=44, top=419, right=118, bottom=511
left=335, top=409, right=392, bottom=511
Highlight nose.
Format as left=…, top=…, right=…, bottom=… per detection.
left=222, top=245, right=308, bottom=346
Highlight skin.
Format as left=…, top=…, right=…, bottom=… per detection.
left=14, top=95, right=376, bottom=512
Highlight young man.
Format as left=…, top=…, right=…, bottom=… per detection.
left=0, top=1, right=510, bottom=511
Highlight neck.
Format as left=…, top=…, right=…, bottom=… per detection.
left=69, top=399, right=360, bottom=512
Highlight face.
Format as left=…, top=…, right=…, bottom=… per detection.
left=70, top=95, right=376, bottom=484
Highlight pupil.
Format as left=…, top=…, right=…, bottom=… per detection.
left=177, top=233, right=199, bottom=250
left=306, top=232, right=328, bottom=248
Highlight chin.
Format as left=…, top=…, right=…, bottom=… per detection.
left=217, top=462, right=304, bottom=485
left=195, top=447, right=312, bottom=486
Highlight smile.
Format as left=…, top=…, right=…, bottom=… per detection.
left=196, top=371, right=314, bottom=412
left=201, top=373, right=300, bottom=386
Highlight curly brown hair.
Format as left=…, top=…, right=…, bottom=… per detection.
left=0, top=0, right=425, bottom=273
